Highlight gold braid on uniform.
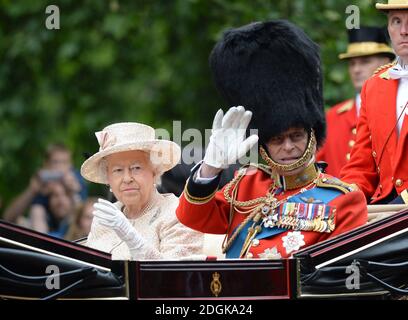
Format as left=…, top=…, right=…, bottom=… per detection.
left=222, top=177, right=322, bottom=255
left=221, top=165, right=277, bottom=253
left=221, top=162, right=322, bottom=255
left=373, top=61, right=396, bottom=75
left=223, top=165, right=276, bottom=207
left=259, top=129, right=316, bottom=173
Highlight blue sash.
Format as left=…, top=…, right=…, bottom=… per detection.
left=226, top=221, right=286, bottom=258
left=225, top=187, right=343, bottom=258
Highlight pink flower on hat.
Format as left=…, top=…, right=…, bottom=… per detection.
left=96, top=131, right=117, bottom=151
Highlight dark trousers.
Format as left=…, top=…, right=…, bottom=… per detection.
left=378, top=188, right=401, bottom=204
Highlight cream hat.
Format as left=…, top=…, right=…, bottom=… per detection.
left=376, top=0, right=408, bottom=10
left=81, top=122, right=181, bottom=184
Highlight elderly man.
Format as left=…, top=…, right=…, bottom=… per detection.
left=176, top=20, right=367, bottom=259
left=340, top=0, right=408, bottom=204
left=317, top=26, right=395, bottom=176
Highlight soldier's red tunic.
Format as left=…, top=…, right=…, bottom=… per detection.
left=177, top=164, right=367, bottom=259
left=317, top=99, right=357, bottom=176
left=340, top=64, right=408, bottom=203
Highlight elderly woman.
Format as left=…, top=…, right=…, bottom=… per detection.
left=81, top=122, right=204, bottom=260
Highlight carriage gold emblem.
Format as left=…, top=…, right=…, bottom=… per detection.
left=210, top=272, right=222, bottom=297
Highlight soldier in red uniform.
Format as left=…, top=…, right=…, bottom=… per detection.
left=176, top=20, right=367, bottom=259
left=317, top=26, right=395, bottom=176
left=340, top=1, right=408, bottom=204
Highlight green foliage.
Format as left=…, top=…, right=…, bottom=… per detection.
left=0, top=0, right=389, bottom=214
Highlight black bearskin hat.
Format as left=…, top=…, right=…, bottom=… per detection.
left=209, top=20, right=326, bottom=147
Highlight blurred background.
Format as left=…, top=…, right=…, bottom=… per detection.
left=0, top=0, right=388, bottom=216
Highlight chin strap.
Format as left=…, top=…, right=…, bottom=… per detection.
left=259, top=129, right=316, bottom=173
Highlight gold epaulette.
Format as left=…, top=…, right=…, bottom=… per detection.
left=315, top=176, right=357, bottom=194
left=373, top=62, right=395, bottom=75
left=223, top=163, right=274, bottom=205
left=372, top=61, right=397, bottom=79
left=223, top=163, right=270, bottom=187
left=336, top=99, right=354, bottom=114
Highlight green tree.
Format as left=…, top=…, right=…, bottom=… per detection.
left=0, top=0, right=389, bottom=215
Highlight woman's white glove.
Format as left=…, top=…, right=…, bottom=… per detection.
left=93, top=198, right=146, bottom=256
left=203, top=106, right=259, bottom=169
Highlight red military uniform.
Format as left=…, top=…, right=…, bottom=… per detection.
left=177, top=164, right=367, bottom=259
left=317, top=99, right=357, bottom=176
left=340, top=63, right=408, bottom=203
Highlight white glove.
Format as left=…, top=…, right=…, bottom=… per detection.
left=93, top=198, right=145, bottom=254
left=203, top=106, right=259, bottom=169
